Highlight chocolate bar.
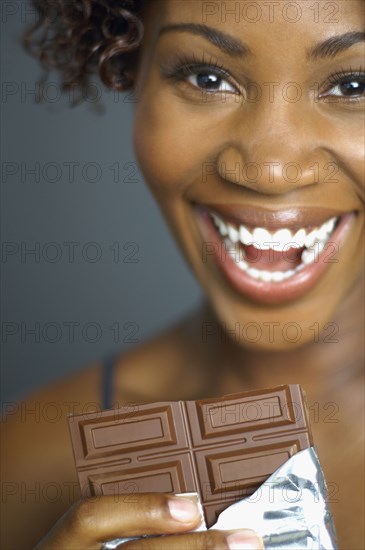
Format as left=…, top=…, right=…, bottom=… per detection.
left=68, top=384, right=313, bottom=527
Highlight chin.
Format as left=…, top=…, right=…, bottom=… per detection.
left=202, top=269, right=363, bottom=353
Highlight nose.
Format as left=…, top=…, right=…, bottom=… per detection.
left=216, top=98, right=334, bottom=195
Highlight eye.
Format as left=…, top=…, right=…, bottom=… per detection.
left=323, top=71, right=365, bottom=99
left=185, top=69, right=237, bottom=94
left=160, top=53, right=240, bottom=96
left=328, top=80, right=365, bottom=97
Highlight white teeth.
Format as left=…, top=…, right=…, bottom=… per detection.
left=292, top=228, right=306, bottom=248
left=261, top=270, right=273, bottom=282
left=211, top=213, right=220, bottom=226
left=238, top=259, right=248, bottom=270
left=227, top=223, right=239, bottom=243
left=239, top=225, right=253, bottom=245
left=211, top=212, right=337, bottom=251
left=316, top=224, right=329, bottom=241
left=252, top=227, right=272, bottom=250
left=301, top=240, right=327, bottom=265
left=301, top=248, right=317, bottom=265
left=303, top=240, right=328, bottom=263
left=237, top=260, right=303, bottom=282
left=218, top=220, right=228, bottom=236
left=304, top=229, right=319, bottom=248
left=223, top=238, right=245, bottom=263
left=284, top=269, right=295, bottom=279
left=212, top=214, right=228, bottom=236
left=271, top=228, right=293, bottom=251
left=271, top=271, right=285, bottom=282
left=210, top=211, right=339, bottom=282
left=247, top=267, right=260, bottom=279
left=325, top=217, right=336, bottom=233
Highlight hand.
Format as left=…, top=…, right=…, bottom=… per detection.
left=34, top=493, right=264, bottom=549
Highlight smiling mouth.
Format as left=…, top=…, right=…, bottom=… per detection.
left=210, top=211, right=338, bottom=283
left=195, top=205, right=356, bottom=304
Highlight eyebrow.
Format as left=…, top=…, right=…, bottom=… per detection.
left=159, top=23, right=365, bottom=62
left=158, top=23, right=251, bottom=58
left=307, top=31, right=365, bottom=60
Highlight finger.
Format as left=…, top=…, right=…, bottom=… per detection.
left=38, top=493, right=204, bottom=549
left=120, top=529, right=264, bottom=550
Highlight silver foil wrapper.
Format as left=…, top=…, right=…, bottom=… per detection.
left=101, top=446, right=337, bottom=549
left=212, top=446, right=337, bottom=549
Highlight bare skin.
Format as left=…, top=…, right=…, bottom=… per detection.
left=1, top=289, right=364, bottom=548
left=2, top=1, right=364, bottom=548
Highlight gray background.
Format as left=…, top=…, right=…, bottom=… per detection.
left=1, top=2, right=202, bottom=404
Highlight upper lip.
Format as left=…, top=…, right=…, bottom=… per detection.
left=196, top=203, right=350, bottom=230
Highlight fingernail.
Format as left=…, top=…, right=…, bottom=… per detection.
left=226, top=529, right=263, bottom=550
left=167, top=497, right=199, bottom=522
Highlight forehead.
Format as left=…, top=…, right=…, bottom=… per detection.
left=148, top=0, right=364, bottom=57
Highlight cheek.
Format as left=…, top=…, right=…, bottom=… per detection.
left=332, top=118, right=365, bottom=200
left=133, top=97, right=192, bottom=197
left=133, top=91, right=221, bottom=200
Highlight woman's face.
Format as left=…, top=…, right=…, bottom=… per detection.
left=132, top=0, right=364, bottom=350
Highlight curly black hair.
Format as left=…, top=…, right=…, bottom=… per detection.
left=23, top=0, right=145, bottom=106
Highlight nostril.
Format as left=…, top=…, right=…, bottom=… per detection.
left=216, top=156, right=334, bottom=193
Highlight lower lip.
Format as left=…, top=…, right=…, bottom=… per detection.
left=195, top=207, right=356, bottom=305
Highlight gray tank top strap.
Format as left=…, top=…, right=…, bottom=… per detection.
left=101, top=350, right=120, bottom=410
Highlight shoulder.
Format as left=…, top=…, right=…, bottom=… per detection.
left=3, top=309, right=194, bottom=431
left=1, top=322, right=187, bottom=482
left=1, top=361, right=103, bottom=548
left=1, top=313, right=199, bottom=547
left=3, top=360, right=104, bottom=432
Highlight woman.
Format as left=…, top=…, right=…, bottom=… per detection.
left=2, top=0, right=364, bottom=548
